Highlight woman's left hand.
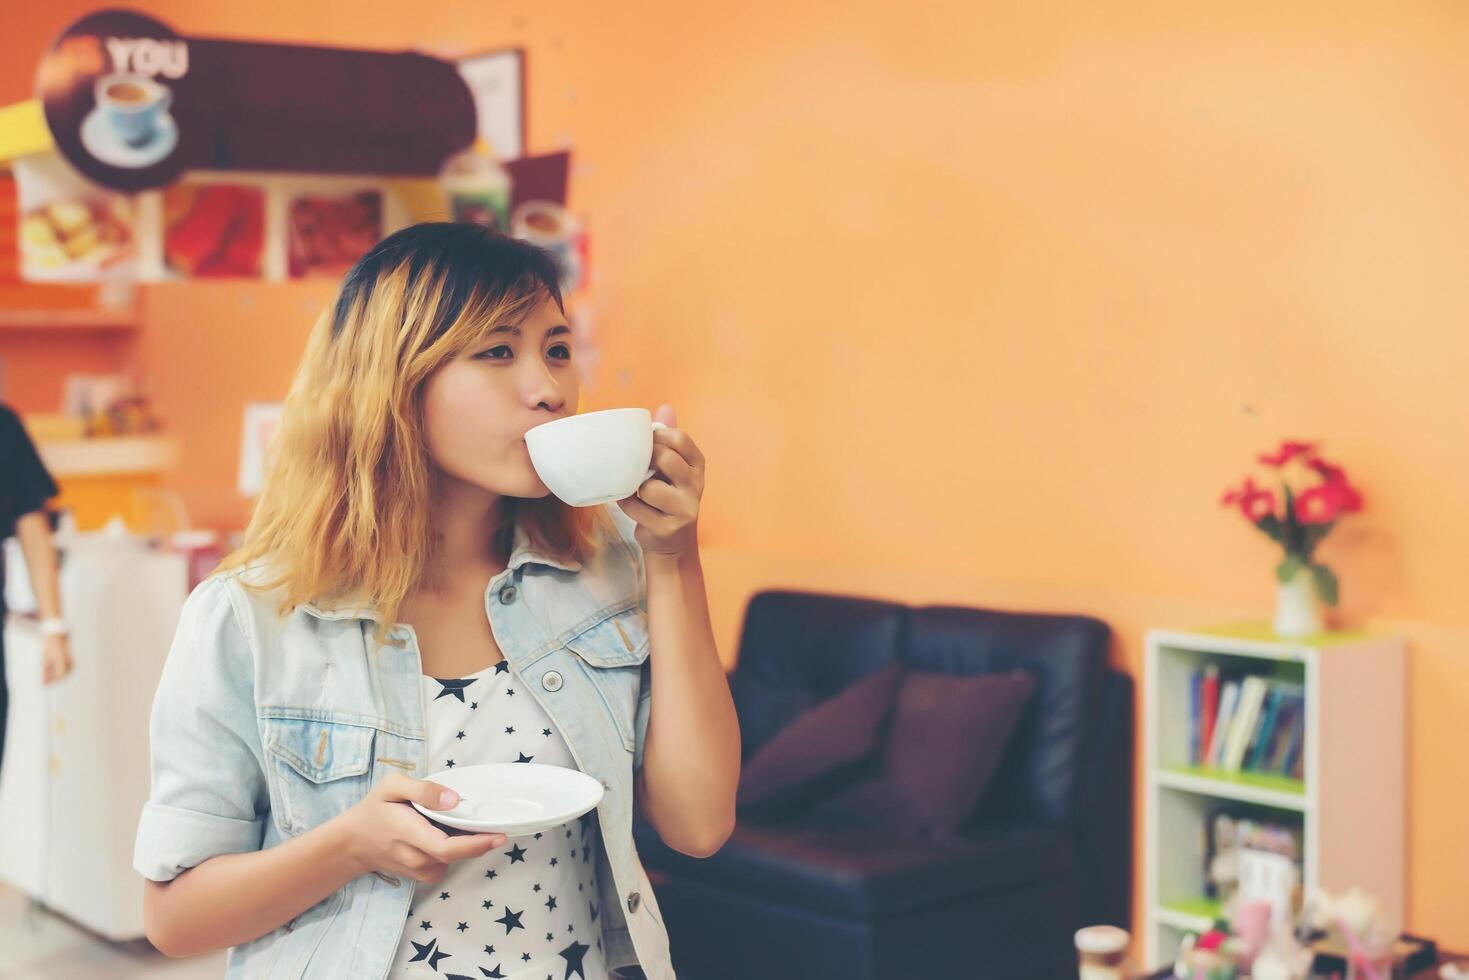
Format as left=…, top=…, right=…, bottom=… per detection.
left=618, top=404, right=704, bottom=560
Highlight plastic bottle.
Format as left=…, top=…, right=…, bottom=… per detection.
left=439, top=137, right=513, bottom=232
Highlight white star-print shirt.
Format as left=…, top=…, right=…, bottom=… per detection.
left=388, top=659, right=608, bottom=980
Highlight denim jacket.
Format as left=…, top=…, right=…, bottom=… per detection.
left=133, top=506, right=674, bottom=979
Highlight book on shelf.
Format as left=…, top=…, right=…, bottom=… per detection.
left=1284, top=717, right=1305, bottom=779
left=1200, top=665, right=1220, bottom=765
left=1252, top=684, right=1303, bottom=773
left=1222, top=675, right=1268, bottom=772
left=1184, top=668, right=1305, bottom=781
left=1204, top=679, right=1237, bottom=767
left=1188, top=671, right=1203, bottom=767
left=1264, top=694, right=1299, bottom=773
left=1245, top=686, right=1281, bottom=771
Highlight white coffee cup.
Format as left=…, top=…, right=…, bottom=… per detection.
left=524, top=408, right=667, bottom=508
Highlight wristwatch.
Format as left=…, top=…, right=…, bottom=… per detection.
left=39, top=618, right=69, bottom=637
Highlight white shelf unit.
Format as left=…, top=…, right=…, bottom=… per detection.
left=1142, top=625, right=1405, bottom=971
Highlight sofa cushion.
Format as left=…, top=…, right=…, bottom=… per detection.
left=801, top=669, right=1036, bottom=839
left=730, top=592, right=907, bottom=760
left=903, top=605, right=1109, bottom=825
left=633, top=818, right=1076, bottom=918
left=736, top=661, right=904, bottom=817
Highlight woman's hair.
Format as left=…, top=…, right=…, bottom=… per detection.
left=220, top=222, right=611, bottom=627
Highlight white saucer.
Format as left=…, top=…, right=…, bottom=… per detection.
left=412, top=763, right=604, bottom=837
left=80, top=106, right=178, bottom=168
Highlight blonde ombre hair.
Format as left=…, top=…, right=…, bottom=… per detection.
left=220, top=223, right=610, bottom=629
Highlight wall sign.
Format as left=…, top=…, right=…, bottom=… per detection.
left=38, top=8, right=477, bottom=192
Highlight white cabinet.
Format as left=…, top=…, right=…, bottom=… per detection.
left=1142, top=625, right=1405, bottom=970
left=0, top=543, right=186, bottom=941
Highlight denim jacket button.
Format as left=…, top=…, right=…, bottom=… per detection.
left=542, top=670, right=563, bottom=692
left=499, top=585, right=518, bottom=605
left=626, top=892, right=641, bottom=913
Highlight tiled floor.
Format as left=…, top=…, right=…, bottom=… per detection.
left=0, top=883, right=226, bottom=978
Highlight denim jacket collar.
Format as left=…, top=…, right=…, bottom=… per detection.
left=506, top=517, right=584, bottom=574
left=297, top=516, right=583, bottom=623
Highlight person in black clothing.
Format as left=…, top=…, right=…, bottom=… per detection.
left=0, top=402, right=73, bottom=768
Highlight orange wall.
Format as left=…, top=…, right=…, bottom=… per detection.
left=5, top=0, right=1467, bottom=955
left=0, top=328, right=134, bottom=408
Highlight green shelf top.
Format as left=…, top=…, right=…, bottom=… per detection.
left=1161, top=897, right=1226, bottom=924
left=1165, top=765, right=1307, bottom=797
left=1192, top=622, right=1375, bottom=647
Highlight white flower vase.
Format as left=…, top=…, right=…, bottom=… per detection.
left=1274, top=568, right=1323, bottom=638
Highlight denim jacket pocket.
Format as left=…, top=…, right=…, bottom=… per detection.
left=566, top=605, right=650, bottom=668
left=565, top=607, right=651, bottom=751
left=260, top=713, right=376, bottom=835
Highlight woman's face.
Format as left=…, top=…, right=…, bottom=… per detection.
left=421, top=293, right=578, bottom=500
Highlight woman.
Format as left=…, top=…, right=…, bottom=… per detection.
left=134, top=223, right=740, bottom=979
left=0, top=402, right=74, bottom=770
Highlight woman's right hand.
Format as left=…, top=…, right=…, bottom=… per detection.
left=42, top=634, right=74, bottom=685
left=333, top=772, right=507, bottom=884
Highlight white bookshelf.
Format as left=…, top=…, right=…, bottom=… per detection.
left=1142, top=624, right=1405, bottom=970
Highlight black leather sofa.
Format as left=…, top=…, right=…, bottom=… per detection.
left=633, top=590, right=1133, bottom=980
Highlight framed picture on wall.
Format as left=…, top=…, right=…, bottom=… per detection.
left=456, top=48, right=526, bottom=161
left=239, top=401, right=285, bottom=497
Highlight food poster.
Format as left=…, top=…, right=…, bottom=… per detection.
left=13, top=151, right=136, bottom=281
left=287, top=187, right=384, bottom=278
left=163, top=180, right=264, bottom=277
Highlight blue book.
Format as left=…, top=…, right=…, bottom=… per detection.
left=1188, top=669, right=1203, bottom=765
left=1280, top=695, right=1306, bottom=777
left=1246, top=687, right=1282, bottom=771
left=1264, top=695, right=1299, bottom=772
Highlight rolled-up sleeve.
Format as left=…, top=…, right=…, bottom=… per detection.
left=133, top=576, right=269, bottom=882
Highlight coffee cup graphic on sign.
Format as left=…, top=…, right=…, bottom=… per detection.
left=81, top=72, right=178, bottom=168
left=97, top=74, right=170, bottom=144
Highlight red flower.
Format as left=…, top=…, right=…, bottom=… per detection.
left=1304, top=456, right=1364, bottom=517
left=1308, top=458, right=1362, bottom=502
left=1296, top=478, right=1363, bottom=524
left=1222, top=477, right=1277, bottom=523
left=1335, top=480, right=1363, bottom=514
left=1295, top=485, right=1339, bottom=525
left=1308, top=457, right=1344, bottom=482
left=1258, top=440, right=1318, bottom=467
